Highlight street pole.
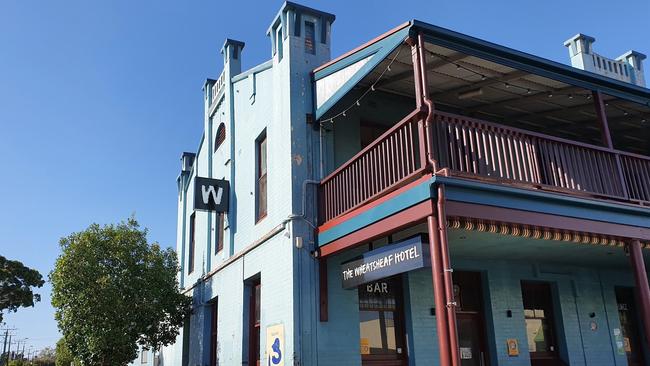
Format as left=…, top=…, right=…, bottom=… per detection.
left=1, top=330, right=7, bottom=366
left=7, top=336, right=11, bottom=361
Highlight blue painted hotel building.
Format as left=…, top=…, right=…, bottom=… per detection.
left=151, top=3, right=650, bottom=366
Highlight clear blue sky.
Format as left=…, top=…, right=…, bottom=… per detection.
left=1, top=0, right=648, bottom=352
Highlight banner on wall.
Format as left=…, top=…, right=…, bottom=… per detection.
left=266, top=324, right=284, bottom=366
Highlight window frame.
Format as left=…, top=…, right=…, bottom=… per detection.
left=304, top=21, right=316, bottom=54
left=214, top=123, right=226, bottom=152
left=248, top=280, right=261, bottom=366
left=215, top=213, right=224, bottom=254
left=255, top=131, right=268, bottom=223
left=210, top=299, right=219, bottom=366
left=188, top=212, right=196, bottom=274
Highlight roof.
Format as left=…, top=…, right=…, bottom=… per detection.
left=411, top=20, right=650, bottom=105
left=313, top=20, right=650, bottom=106
left=313, top=20, right=650, bottom=155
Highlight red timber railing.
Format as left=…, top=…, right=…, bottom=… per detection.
left=431, top=111, right=650, bottom=204
left=319, top=109, right=650, bottom=224
left=320, top=109, right=427, bottom=222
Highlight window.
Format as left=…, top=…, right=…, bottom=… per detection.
left=141, top=349, right=148, bottom=364
left=305, top=21, right=315, bottom=54
left=256, top=132, right=267, bottom=222
left=210, top=300, right=219, bottom=366
left=188, top=213, right=195, bottom=274
left=358, top=277, right=407, bottom=363
left=521, top=282, right=559, bottom=360
left=214, top=123, right=226, bottom=152
left=248, top=280, right=261, bottom=366
left=215, top=213, right=224, bottom=254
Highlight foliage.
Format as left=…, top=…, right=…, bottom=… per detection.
left=0, top=255, right=45, bottom=322
left=33, top=347, right=56, bottom=366
left=54, top=339, right=83, bottom=366
left=55, top=339, right=77, bottom=366
left=8, top=359, right=28, bottom=366
left=50, top=218, right=191, bottom=366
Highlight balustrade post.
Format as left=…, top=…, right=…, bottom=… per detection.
left=627, top=240, right=650, bottom=350
left=593, top=90, right=629, bottom=198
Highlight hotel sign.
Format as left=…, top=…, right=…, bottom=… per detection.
left=341, top=235, right=430, bottom=289
left=194, top=177, right=230, bottom=212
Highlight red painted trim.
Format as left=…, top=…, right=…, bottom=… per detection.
left=446, top=201, right=650, bottom=240
left=312, top=22, right=411, bottom=74
left=320, top=200, right=434, bottom=257
left=319, top=258, right=328, bottom=322
left=629, top=240, right=650, bottom=350
left=436, top=186, right=460, bottom=366
left=318, top=174, right=432, bottom=233
left=427, top=214, right=452, bottom=366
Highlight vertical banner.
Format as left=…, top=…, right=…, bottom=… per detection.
left=266, top=324, right=284, bottom=366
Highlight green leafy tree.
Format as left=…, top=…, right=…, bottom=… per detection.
left=0, top=255, right=45, bottom=322
left=34, top=347, right=56, bottom=366
left=55, top=339, right=76, bottom=366
left=50, top=218, right=191, bottom=366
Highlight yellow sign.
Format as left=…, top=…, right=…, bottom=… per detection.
left=507, top=338, right=519, bottom=356
left=360, top=338, right=370, bottom=355
left=266, top=324, right=285, bottom=366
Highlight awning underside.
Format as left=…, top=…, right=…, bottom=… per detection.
left=317, top=39, right=650, bottom=155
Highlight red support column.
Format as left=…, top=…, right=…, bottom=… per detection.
left=628, top=240, right=650, bottom=349
left=437, top=185, right=460, bottom=366
left=428, top=214, right=452, bottom=366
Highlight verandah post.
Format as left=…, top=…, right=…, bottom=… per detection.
left=427, top=214, right=452, bottom=366
left=628, top=239, right=650, bottom=350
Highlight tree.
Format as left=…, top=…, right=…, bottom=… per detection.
left=55, top=339, right=76, bottom=366
left=0, top=255, right=45, bottom=322
left=50, top=218, right=191, bottom=366
left=33, top=347, right=56, bottom=366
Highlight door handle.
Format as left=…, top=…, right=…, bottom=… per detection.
left=480, top=351, right=486, bottom=366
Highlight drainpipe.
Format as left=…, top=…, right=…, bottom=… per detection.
left=627, top=239, right=650, bottom=350
left=427, top=214, right=452, bottom=366
left=437, top=185, right=459, bottom=366
left=417, top=32, right=438, bottom=173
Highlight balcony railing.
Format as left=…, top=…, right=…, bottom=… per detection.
left=320, top=110, right=426, bottom=222
left=319, top=109, right=650, bottom=224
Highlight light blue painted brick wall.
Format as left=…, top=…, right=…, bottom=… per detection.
left=316, top=248, right=366, bottom=366
left=315, top=253, right=642, bottom=366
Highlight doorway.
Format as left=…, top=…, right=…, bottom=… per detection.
left=616, top=287, right=646, bottom=366
left=521, top=281, right=563, bottom=366
left=358, top=276, right=408, bottom=366
left=454, top=271, right=490, bottom=366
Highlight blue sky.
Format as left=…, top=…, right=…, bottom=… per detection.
left=0, top=0, right=648, bottom=352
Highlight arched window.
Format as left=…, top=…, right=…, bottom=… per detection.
left=214, top=123, right=226, bottom=152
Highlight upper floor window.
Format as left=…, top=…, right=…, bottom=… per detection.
left=256, top=131, right=267, bottom=222
left=305, top=21, right=315, bottom=54
left=215, top=213, right=224, bottom=254
left=188, top=212, right=195, bottom=274
left=215, top=123, right=226, bottom=152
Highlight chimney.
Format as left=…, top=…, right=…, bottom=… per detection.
left=180, top=152, right=196, bottom=173
left=221, top=39, right=245, bottom=76
left=564, top=34, right=646, bottom=87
